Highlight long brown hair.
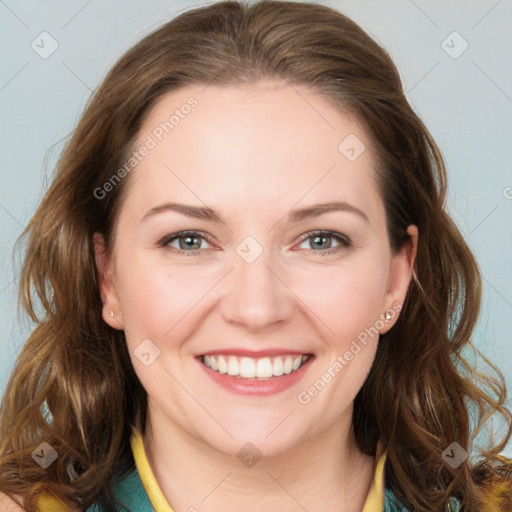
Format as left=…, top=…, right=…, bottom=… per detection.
left=1, top=1, right=511, bottom=510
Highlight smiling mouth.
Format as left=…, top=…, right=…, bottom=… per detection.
left=199, top=354, right=313, bottom=380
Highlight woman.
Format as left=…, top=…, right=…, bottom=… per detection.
left=0, top=1, right=510, bottom=511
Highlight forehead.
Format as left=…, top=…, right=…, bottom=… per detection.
left=123, top=80, right=383, bottom=227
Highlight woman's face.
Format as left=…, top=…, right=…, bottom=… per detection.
left=94, top=80, right=417, bottom=457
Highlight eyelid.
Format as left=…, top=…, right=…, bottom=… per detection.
left=157, top=230, right=215, bottom=250
left=297, top=230, right=351, bottom=246
left=157, top=229, right=352, bottom=254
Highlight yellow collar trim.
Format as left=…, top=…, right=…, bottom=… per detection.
left=131, top=428, right=387, bottom=512
left=130, top=428, right=175, bottom=512
left=362, top=442, right=387, bottom=512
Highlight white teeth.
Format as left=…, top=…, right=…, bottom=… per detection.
left=227, top=356, right=239, bottom=376
left=256, top=357, right=273, bottom=378
left=239, top=357, right=256, bottom=378
left=218, top=355, right=228, bottom=374
left=201, top=354, right=310, bottom=379
left=272, top=357, right=284, bottom=376
left=283, top=357, right=293, bottom=374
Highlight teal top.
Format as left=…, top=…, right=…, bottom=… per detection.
left=86, top=469, right=153, bottom=511
left=31, top=426, right=459, bottom=512
left=85, top=466, right=461, bottom=512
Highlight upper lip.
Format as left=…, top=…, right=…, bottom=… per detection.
left=197, top=349, right=313, bottom=357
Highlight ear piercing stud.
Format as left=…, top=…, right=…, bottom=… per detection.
left=384, top=311, right=392, bottom=322
left=110, top=311, right=115, bottom=318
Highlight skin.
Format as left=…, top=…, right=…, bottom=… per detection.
left=94, top=80, right=418, bottom=512
left=0, top=494, right=23, bottom=511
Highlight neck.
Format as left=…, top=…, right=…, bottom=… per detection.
left=141, top=401, right=376, bottom=512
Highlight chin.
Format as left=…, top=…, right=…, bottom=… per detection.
left=198, top=416, right=309, bottom=460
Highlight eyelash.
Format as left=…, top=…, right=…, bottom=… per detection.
left=157, top=230, right=352, bottom=256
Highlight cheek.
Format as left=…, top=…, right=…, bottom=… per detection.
left=292, top=256, right=390, bottom=348
left=115, top=254, right=226, bottom=365
left=116, top=243, right=390, bottom=354
left=117, top=268, right=196, bottom=338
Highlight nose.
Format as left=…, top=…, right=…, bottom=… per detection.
left=219, top=240, right=295, bottom=333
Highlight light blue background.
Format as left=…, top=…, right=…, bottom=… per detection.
left=1, top=0, right=511, bottom=457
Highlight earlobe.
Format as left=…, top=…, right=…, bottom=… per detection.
left=93, top=232, right=123, bottom=330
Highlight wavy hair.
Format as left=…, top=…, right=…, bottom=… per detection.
left=1, top=1, right=511, bottom=510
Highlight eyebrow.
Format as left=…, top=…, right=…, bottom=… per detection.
left=141, top=201, right=369, bottom=225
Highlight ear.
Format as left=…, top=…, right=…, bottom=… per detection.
left=378, top=224, right=418, bottom=334
left=93, top=232, right=124, bottom=330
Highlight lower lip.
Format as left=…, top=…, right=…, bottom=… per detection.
left=197, top=356, right=315, bottom=396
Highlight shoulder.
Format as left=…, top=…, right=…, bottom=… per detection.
left=0, top=492, right=25, bottom=511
